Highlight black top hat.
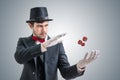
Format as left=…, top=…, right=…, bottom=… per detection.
left=26, top=7, right=53, bottom=23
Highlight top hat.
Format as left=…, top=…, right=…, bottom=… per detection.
left=26, top=7, right=53, bottom=23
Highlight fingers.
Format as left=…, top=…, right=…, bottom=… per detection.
left=54, top=33, right=67, bottom=40
left=85, top=50, right=100, bottom=62
left=83, top=52, right=88, bottom=60
left=94, top=50, right=100, bottom=60
left=57, top=33, right=67, bottom=38
left=88, top=50, right=95, bottom=60
left=44, top=33, right=66, bottom=48
left=83, top=51, right=94, bottom=60
left=88, top=51, right=94, bottom=59
left=50, top=33, right=67, bottom=42
left=47, top=39, right=63, bottom=47
left=78, top=50, right=100, bottom=69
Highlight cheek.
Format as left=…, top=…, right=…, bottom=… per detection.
left=34, top=28, right=41, bottom=32
left=45, top=27, right=48, bottom=32
left=45, top=28, right=48, bottom=32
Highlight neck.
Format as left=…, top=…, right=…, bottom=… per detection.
left=32, top=33, right=45, bottom=39
left=32, top=33, right=48, bottom=40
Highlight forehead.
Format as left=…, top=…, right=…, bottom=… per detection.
left=34, top=21, right=49, bottom=25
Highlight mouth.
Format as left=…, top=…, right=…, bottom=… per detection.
left=38, top=33, right=46, bottom=38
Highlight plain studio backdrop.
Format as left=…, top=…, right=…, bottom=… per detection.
left=0, top=0, right=120, bottom=80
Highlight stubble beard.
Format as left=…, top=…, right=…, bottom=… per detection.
left=33, top=30, right=47, bottom=39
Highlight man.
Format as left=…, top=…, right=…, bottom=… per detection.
left=14, top=7, right=99, bottom=80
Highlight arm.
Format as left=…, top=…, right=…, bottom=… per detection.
left=14, top=38, right=43, bottom=64
left=15, top=33, right=66, bottom=64
left=57, top=43, right=85, bottom=79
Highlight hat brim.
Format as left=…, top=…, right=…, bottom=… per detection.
left=26, top=19, right=53, bottom=23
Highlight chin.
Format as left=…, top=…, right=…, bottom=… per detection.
left=38, top=35, right=46, bottom=39
left=41, top=37, right=46, bottom=39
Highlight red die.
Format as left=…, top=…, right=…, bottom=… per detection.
left=78, top=40, right=82, bottom=45
left=82, top=36, right=87, bottom=42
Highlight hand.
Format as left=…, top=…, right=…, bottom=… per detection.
left=77, top=50, right=99, bottom=69
left=42, top=33, right=66, bottom=48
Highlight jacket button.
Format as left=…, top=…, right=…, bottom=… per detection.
left=32, top=72, right=35, bottom=75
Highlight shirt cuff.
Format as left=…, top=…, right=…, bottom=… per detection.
left=77, top=65, right=86, bottom=73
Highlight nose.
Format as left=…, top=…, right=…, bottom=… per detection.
left=41, top=26, right=46, bottom=32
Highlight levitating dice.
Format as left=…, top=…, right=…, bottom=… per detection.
left=81, top=42, right=85, bottom=46
left=78, top=36, right=88, bottom=46
left=82, top=36, right=87, bottom=42
left=78, top=40, right=82, bottom=45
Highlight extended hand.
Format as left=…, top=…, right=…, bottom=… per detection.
left=42, top=33, right=66, bottom=48
left=77, top=50, right=99, bottom=69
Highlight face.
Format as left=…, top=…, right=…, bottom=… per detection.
left=29, top=21, right=49, bottom=39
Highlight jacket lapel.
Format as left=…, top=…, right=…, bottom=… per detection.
left=27, top=35, right=51, bottom=63
left=41, top=36, right=50, bottom=63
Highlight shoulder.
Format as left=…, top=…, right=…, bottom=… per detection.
left=16, top=35, right=34, bottom=47
left=17, top=35, right=33, bottom=44
left=18, top=35, right=32, bottom=41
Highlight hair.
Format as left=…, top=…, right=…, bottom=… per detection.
left=29, top=22, right=34, bottom=25
left=29, top=21, right=47, bottom=25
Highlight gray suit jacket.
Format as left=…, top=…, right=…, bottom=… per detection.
left=14, top=35, right=85, bottom=80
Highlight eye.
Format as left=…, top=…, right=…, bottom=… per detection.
left=45, top=24, right=48, bottom=27
left=36, top=25, right=42, bottom=27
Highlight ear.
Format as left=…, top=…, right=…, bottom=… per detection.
left=28, top=23, right=33, bottom=29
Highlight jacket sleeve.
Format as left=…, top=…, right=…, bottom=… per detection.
left=14, top=38, right=43, bottom=64
left=57, top=43, right=85, bottom=79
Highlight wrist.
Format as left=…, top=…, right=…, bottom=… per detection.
left=76, top=64, right=86, bottom=72
left=41, top=43, right=47, bottom=52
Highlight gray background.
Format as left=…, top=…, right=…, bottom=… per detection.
left=0, top=0, right=120, bottom=80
